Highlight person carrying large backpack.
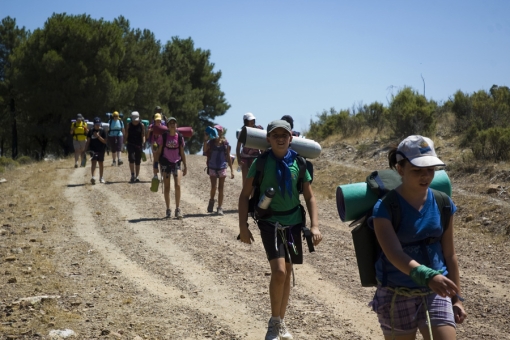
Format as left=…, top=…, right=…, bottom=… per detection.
left=107, top=111, right=125, bottom=166
left=124, top=111, right=146, bottom=183
left=70, top=113, right=88, bottom=168
left=154, top=117, right=187, bottom=219
left=238, top=119, right=322, bottom=340
left=203, top=125, right=234, bottom=215
left=236, top=112, right=263, bottom=185
left=369, top=135, right=466, bottom=340
left=85, top=117, right=107, bottom=184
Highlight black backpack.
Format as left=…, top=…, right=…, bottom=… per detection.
left=350, top=169, right=452, bottom=287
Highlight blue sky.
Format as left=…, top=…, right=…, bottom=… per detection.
left=4, top=0, right=510, bottom=144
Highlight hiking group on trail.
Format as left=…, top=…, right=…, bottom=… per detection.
left=70, top=109, right=467, bottom=339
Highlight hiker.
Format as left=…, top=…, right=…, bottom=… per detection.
left=85, top=117, right=107, bottom=184
left=203, top=125, right=234, bottom=215
left=70, top=113, right=88, bottom=168
left=107, top=111, right=125, bottom=166
left=235, top=112, right=262, bottom=185
left=281, top=115, right=300, bottom=137
left=238, top=119, right=322, bottom=340
left=369, top=135, right=466, bottom=339
left=148, top=113, right=164, bottom=179
left=124, top=111, right=146, bottom=183
left=154, top=117, right=187, bottom=218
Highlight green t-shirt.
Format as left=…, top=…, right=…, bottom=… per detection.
left=247, top=155, right=312, bottom=225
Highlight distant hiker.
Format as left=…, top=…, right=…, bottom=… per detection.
left=107, top=111, right=125, bottom=166
left=369, top=135, right=466, bottom=339
left=148, top=113, right=164, bottom=179
left=124, top=111, right=146, bottom=183
left=154, top=117, right=187, bottom=219
left=235, top=112, right=262, bottom=185
left=203, top=125, right=234, bottom=215
left=70, top=113, right=88, bottom=168
left=238, top=119, right=322, bottom=340
left=85, top=117, right=107, bottom=184
left=281, top=115, right=300, bottom=137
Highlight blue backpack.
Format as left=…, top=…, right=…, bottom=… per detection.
left=205, top=139, right=229, bottom=172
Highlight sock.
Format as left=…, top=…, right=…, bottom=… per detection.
left=270, top=316, right=281, bottom=322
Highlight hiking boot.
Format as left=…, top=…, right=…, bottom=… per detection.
left=265, top=318, right=281, bottom=340
left=135, top=177, right=140, bottom=183
left=117, top=159, right=123, bottom=166
left=280, top=320, right=293, bottom=340
left=217, top=207, right=224, bottom=216
left=207, top=199, right=215, bottom=213
left=166, top=209, right=171, bottom=218
left=175, top=207, right=183, bottom=219
left=111, top=160, right=116, bottom=167
left=90, top=177, right=96, bottom=185
left=100, top=177, right=105, bottom=184
left=130, top=176, right=135, bottom=183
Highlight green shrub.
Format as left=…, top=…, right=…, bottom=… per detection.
left=16, top=155, right=33, bottom=165
left=468, top=127, right=510, bottom=161
left=0, top=157, right=19, bottom=169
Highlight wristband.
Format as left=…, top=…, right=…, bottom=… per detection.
left=153, top=161, right=159, bottom=169
left=409, top=265, right=443, bottom=287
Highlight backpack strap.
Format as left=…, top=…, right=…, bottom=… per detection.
left=296, top=156, right=307, bottom=194
left=380, top=190, right=401, bottom=287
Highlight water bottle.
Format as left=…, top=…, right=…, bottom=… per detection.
left=237, top=165, right=241, bottom=172
left=258, top=188, right=275, bottom=209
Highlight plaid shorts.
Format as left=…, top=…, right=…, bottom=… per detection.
left=369, top=286, right=456, bottom=336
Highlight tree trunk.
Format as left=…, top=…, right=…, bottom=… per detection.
left=10, top=98, right=17, bottom=159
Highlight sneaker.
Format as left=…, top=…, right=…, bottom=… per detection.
left=217, top=207, right=224, bottom=216
left=175, top=208, right=183, bottom=219
left=166, top=209, right=171, bottom=218
left=207, top=199, right=215, bottom=213
left=74, top=163, right=78, bottom=168
left=130, top=176, right=135, bottom=183
left=117, top=159, right=123, bottom=166
left=100, top=178, right=105, bottom=184
left=135, top=177, right=140, bottom=183
left=112, top=160, right=116, bottom=167
left=265, top=318, right=281, bottom=340
left=280, top=319, right=293, bottom=340
left=90, top=177, right=96, bottom=185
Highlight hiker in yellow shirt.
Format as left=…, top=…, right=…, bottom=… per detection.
left=70, top=113, right=88, bottom=168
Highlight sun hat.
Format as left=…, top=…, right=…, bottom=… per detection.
left=167, top=117, right=177, bottom=123
left=76, top=113, right=84, bottom=120
left=154, top=113, right=162, bottom=121
left=93, top=117, right=101, bottom=125
left=396, top=135, right=445, bottom=167
left=267, top=120, right=292, bottom=134
left=243, top=112, right=256, bottom=121
left=131, top=111, right=140, bottom=121
left=214, top=124, right=224, bottom=133
left=112, top=111, right=119, bottom=117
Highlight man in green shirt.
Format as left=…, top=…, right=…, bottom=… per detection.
left=238, top=120, right=322, bottom=340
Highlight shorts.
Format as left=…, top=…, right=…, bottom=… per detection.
left=90, top=151, right=105, bottom=162
left=108, top=136, right=124, bottom=152
left=160, top=158, right=181, bottom=177
left=127, top=144, right=142, bottom=165
left=369, top=286, right=456, bottom=336
left=73, top=140, right=87, bottom=152
left=258, top=220, right=303, bottom=264
left=208, top=168, right=227, bottom=178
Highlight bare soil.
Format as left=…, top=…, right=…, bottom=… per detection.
left=1, top=138, right=510, bottom=339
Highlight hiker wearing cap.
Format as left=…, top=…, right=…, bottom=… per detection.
left=124, top=111, right=146, bottom=183
left=369, top=135, right=466, bottom=339
left=70, top=113, right=89, bottom=168
left=236, top=112, right=263, bottom=185
left=154, top=117, right=187, bottom=218
left=281, top=115, right=300, bottom=137
left=238, top=119, right=322, bottom=340
left=107, top=111, right=125, bottom=166
left=85, top=117, right=107, bottom=184
left=203, top=125, right=234, bottom=215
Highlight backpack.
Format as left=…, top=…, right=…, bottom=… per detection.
left=108, top=118, right=124, bottom=135
left=72, top=121, right=87, bottom=140
left=204, top=139, right=230, bottom=172
left=350, top=169, right=452, bottom=287
left=248, top=150, right=315, bottom=253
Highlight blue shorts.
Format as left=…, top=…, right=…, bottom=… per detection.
left=369, top=286, right=456, bottom=336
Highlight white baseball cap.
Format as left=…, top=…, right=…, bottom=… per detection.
left=243, top=112, right=256, bottom=121
left=131, top=111, right=140, bottom=121
left=396, top=135, right=445, bottom=167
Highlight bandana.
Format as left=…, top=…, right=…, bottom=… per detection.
left=269, top=149, right=297, bottom=198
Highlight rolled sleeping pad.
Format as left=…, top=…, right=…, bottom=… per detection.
left=151, top=125, right=193, bottom=138
left=86, top=122, right=110, bottom=134
left=336, top=170, right=452, bottom=222
left=238, top=126, right=322, bottom=159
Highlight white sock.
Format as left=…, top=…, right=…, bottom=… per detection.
left=271, top=316, right=281, bottom=322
